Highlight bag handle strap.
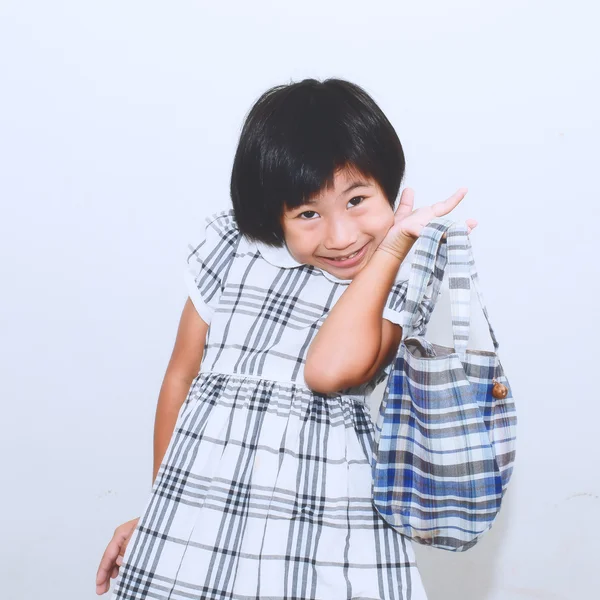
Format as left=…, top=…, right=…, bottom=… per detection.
left=401, top=218, right=500, bottom=361
left=446, top=222, right=500, bottom=360
left=400, top=217, right=453, bottom=339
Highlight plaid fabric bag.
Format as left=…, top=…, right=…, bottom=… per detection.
left=372, top=217, right=517, bottom=552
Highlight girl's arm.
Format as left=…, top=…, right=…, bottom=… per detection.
left=304, top=239, right=413, bottom=394
left=305, top=187, right=474, bottom=394
left=152, top=297, right=208, bottom=483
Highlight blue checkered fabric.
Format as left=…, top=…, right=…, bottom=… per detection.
left=371, top=218, right=517, bottom=552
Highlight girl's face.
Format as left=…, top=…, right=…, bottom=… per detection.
left=281, top=166, right=395, bottom=279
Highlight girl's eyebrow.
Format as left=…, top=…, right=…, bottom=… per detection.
left=341, top=180, right=372, bottom=195
left=304, top=180, right=372, bottom=205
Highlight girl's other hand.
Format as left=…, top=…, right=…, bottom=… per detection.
left=378, top=187, right=477, bottom=259
left=95, top=517, right=139, bottom=595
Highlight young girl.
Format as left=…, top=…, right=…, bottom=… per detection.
left=96, top=77, right=476, bottom=600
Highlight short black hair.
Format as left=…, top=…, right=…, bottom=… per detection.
left=230, top=78, right=405, bottom=247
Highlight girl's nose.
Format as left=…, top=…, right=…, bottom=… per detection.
left=323, top=218, right=358, bottom=251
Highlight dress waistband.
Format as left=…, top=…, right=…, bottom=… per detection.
left=197, top=370, right=370, bottom=405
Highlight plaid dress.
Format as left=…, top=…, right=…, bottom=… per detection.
left=110, top=209, right=429, bottom=600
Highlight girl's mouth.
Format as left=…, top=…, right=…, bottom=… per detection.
left=318, top=243, right=369, bottom=269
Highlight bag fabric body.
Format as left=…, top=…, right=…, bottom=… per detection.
left=371, top=218, right=517, bottom=552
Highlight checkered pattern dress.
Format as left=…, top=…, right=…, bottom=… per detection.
left=110, top=209, right=430, bottom=600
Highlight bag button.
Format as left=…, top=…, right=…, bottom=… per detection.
left=492, top=379, right=508, bottom=399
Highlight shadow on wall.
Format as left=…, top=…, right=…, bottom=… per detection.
left=412, top=495, right=512, bottom=600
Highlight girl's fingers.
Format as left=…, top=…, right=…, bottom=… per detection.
left=394, top=187, right=415, bottom=221
left=441, top=219, right=477, bottom=238
left=433, top=187, right=468, bottom=217
left=96, top=530, right=128, bottom=589
left=397, top=187, right=468, bottom=222
left=96, top=581, right=109, bottom=595
left=96, top=550, right=115, bottom=586
left=96, top=519, right=138, bottom=594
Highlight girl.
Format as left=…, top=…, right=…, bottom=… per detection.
left=96, top=77, right=476, bottom=600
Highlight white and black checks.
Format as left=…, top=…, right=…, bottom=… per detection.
left=110, top=210, right=430, bottom=600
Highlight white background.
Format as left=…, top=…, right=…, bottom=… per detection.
left=1, top=1, right=598, bottom=599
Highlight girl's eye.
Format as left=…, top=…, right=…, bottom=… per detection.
left=348, top=196, right=365, bottom=207
left=298, top=210, right=319, bottom=219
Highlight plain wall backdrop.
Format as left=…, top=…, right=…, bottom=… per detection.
left=1, top=1, right=598, bottom=599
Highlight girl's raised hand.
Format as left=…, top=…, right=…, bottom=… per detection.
left=378, top=187, right=477, bottom=259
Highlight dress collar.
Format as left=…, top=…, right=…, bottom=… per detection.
left=252, top=238, right=352, bottom=285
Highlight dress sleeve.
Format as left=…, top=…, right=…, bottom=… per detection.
left=184, top=210, right=239, bottom=324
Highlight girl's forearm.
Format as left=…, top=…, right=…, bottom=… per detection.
left=305, top=237, right=414, bottom=390
left=152, top=374, right=194, bottom=484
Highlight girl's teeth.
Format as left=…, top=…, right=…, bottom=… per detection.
left=334, top=250, right=358, bottom=261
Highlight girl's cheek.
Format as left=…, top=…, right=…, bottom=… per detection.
left=384, top=209, right=396, bottom=234
left=365, top=209, right=394, bottom=238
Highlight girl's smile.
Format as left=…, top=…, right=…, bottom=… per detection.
left=281, top=166, right=395, bottom=280
left=316, top=240, right=370, bottom=270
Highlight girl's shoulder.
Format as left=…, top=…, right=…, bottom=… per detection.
left=201, top=208, right=240, bottom=238
left=187, top=208, right=241, bottom=278
left=189, top=208, right=244, bottom=258
left=185, top=208, right=241, bottom=323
